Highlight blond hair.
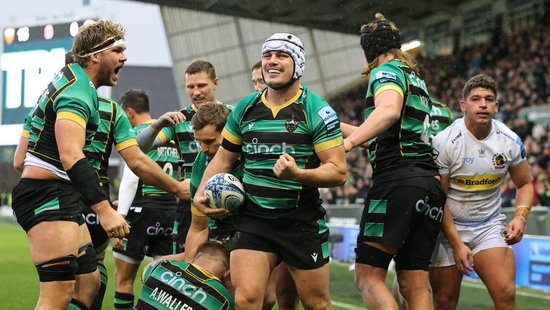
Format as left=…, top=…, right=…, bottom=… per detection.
left=72, top=20, right=125, bottom=67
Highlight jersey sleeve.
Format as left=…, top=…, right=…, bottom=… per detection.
left=113, top=104, right=138, bottom=151
left=141, top=260, right=162, bottom=283
left=432, top=130, right=451, bottom=175
left=308, top=97, right=343, bottom=153
left=369, top=63, right=406, bottom=99
left=55, top=94, right=94, bottom=129
left=511, top=136, right=527, bottom=166
left=22, top=110, right=32, bottom=138
left=158, top=126, right=174, bottom=144
left=221, top=102, right=245, bottom=153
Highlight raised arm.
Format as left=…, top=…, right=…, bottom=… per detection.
left=118, top=145, right=189, bottom=200
left=344, top=89, right=402, bottom=151
left=136, top=111, right=184, bottom=152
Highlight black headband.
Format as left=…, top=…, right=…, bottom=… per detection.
left=360, top=20, right=401, bottom=63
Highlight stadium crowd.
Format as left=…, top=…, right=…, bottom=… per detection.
left=327, top=23, right=550, bottom=207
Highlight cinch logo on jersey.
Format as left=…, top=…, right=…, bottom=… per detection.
left=147, top=222, right=173, bottom=236
left=415, top=196, right=443, bottom=222
left=455, top=174, right=503, bottom=190
left=156, top=271, right=208, bottom=304
left=245, top=138, right=296, bottom=155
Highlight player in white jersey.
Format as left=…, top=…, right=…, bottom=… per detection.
left=429, top=74, right=534, bottom=310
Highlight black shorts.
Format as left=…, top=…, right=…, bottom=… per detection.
left=12, top=178, right=85, bottom=232
left=232, top=205, right=330, bottom=270
left=172, top=199, right=192, bottom=254
left=356, top=176, right=446, bottom=270
left=113, top=201, right=177, bottom=261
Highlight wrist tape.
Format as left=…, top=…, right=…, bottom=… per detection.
left=67, top=158, right=108, bottom=206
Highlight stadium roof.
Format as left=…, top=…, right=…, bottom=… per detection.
left=134, top=0, right=463, bottom=34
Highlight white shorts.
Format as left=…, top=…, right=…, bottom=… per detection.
left=430, top=214, right=511, bottom=267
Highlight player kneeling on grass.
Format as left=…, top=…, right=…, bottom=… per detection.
left=136, top=241, right=234, bottom=310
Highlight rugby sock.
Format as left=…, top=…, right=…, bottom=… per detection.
left=89, top=263, right=108, bottom=310
left=68, top=298, right=88, bottom=310
left=114, top=292, right=134, bottom=310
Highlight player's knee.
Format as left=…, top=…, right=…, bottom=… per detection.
left=77, top=243, right=98, bottom=275
left=493, top=283, right=516, bottom=306
left=300, top=294, right=330, bottom=310
left=433, top=290, right=459, bottom=310
left=35, top=254, right=78, bottom=282
left=234, top=287, right=264, bottom=308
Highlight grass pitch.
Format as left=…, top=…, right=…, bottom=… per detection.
left=1, top=220, right=549, bottom=309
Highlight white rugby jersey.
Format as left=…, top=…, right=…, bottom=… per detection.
left=433, top=117, right=526, bottom=225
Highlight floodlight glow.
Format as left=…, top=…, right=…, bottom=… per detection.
left=70, top=22, right=79, bottom=36
left=401, top=40, right=421, bottom=52
left=4, top=27, right=15, bottom=45
left=17, top=27, right=30, bottom=42
left=44, top=24, right=54, bottom=40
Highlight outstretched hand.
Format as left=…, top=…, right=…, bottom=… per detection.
left=153, top=111, right=185, bottom=129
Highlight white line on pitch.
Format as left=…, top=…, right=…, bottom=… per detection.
left=332, top=300, right=364, bottom=310
left=462, top=280, right=550, bottom=301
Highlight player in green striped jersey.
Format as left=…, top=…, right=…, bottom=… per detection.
left=193, top=33, right=347, bottom=309
left=136, top=241, right=234, bottom=310
left=136, top=60, right=231, bottom=254
left=430, top=98, right=455, bottom=136
left=112, top=90, right=181, bottom=310
left=10, top=20, right=131, bottom=310
left=344, top=14, right=446, bottom=309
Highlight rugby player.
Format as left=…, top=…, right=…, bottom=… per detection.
left=11, top=20, right=130, bottom=309
left=193, top=32, right=347, bottom=309
left=429, top=74, right=534, bottom=309
left=136, top=241, right=234, bottom=310
left=112, top=90, right=181, bottom=309
left=136, top=60, right=227, bottom=255
left=344, top=13, right=446, bottom=309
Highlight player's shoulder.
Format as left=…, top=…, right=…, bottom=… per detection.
left=233, top=91, right=262, bottom=114
left=370, top=61, right=404, bottom=86
left=492, top=119, right=520, bottom=142
left=301, top=86, right=329, bottom=107
left=434, top=117, right=463, bottom=145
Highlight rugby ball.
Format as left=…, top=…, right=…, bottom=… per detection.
left=204, top=173, right=245, bottom=213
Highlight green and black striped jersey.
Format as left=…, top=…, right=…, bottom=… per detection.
left=430, top=98, right=455, bottom=136
left=222, top=87, right=343, bottom=212
left=21, top=107, right=35, bottom=138
left=136, top=260, right=234, bottom=310
left=190, top=151, right=244, bottom=238
left=84, top=97, right=137, bottom=187
left=158, top=103, right=233, bottom=180
left=27, top=63, right=99, bottom=171
left=158, top=105, right=199, bottom=180
left=134, top=121, right=180, bottom=198
left=364, top=60, right=438, bottom=182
